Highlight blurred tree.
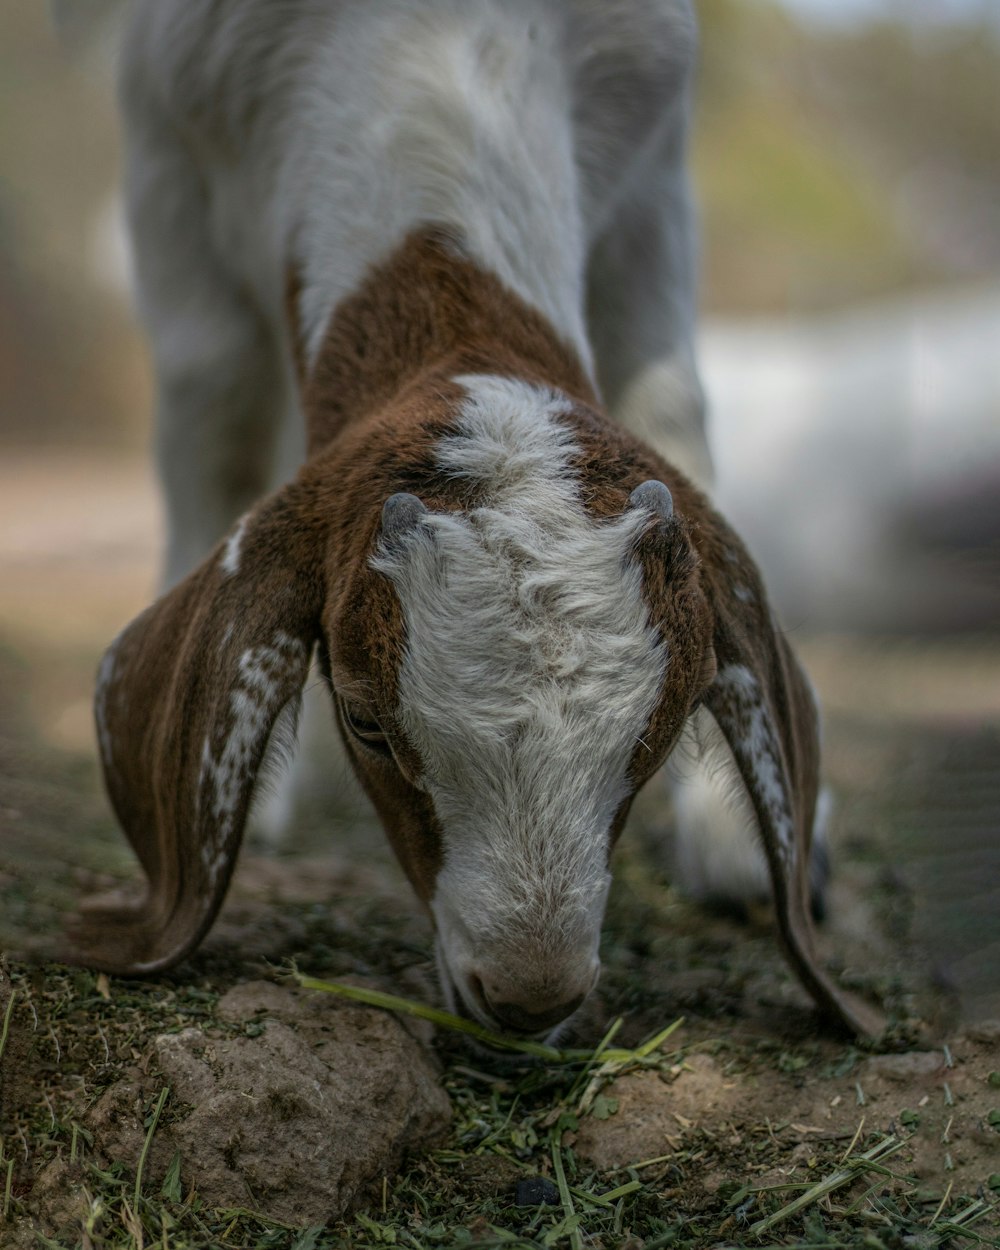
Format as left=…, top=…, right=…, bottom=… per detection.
left=692, top=0, right=1000, bottom=311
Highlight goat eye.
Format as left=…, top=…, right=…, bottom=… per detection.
left=338, top=698, right=391, bottom=755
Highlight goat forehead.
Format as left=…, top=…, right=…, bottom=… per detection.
left=372, top=374, right=668, bottom=861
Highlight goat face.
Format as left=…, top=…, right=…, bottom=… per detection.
left=323, top=376, right=714, bottom=1036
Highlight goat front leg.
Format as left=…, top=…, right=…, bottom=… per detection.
left=123, top=118, right=287, bottom=588
left=664, top=705, right=831, bottom=920
left=585, top=106, right=711, bottom=492
left=122, top=108, right=328, bottom=848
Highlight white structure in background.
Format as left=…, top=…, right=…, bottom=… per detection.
left=703, top=286, right=1000, bottom=629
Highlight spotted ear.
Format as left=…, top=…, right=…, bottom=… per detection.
left=697, top=525, right=886, bottom=1040
left=67, top=483, right=326, bottom=974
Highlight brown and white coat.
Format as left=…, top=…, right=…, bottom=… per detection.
left=76, top=0, right=883, bottom=1040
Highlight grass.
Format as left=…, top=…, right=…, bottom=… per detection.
left=2, top=957, right=998, bottom=1250
left=292, top=972, right=683, bottom=1065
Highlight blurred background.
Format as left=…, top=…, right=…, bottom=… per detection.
left=1, top=0, right=998, bottom=1019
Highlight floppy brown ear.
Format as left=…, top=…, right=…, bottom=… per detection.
left=696, top=520, right=886, bottom=1040
left=69, top=483, right=326, bottom=974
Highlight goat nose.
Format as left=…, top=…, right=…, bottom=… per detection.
left=471, top=976, right=588, bottom=1035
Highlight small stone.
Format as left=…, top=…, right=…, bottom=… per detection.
left=515, top=1177, right=561, bottom=1207
left=862, top=1052, right=943, bottom=1081
left=83, top=981, right=450, bottom=1226
left=966, top=1021, right=1000, bottom=1045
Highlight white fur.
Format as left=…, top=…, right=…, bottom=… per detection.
left=611, top=354, right=711, bottom=489
left=220, top=513, right=250, bottom=577
left=711, top=664, right=796, bottom=861
left=292, top=4, right=593, bottom=374
left=666, top=704, right=771, bottom=905
left=667, top=701, right=832, bottom=911
left=373, top=375, right=668, bottom=1019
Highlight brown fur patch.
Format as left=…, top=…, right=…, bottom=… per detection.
left=296, top=228, right=596, bottom=455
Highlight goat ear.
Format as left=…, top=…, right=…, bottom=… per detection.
left=68, top=483, right=325, bottom=974
left=697, top=526, right=886, bottom=1040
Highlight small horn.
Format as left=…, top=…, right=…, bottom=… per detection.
left=381, top=492, right=429, bottom=543
left=627, top=479, right=673, bottom=521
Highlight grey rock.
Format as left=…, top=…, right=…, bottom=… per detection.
left=861, top=1051, right=944, bottom=1082
left=139, top=980, right=451, bottom=1224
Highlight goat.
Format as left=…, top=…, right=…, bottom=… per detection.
left=74, top=0, right=883, bottom=1040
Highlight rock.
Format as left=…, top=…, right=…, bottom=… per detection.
left=861, top=1051, right=944, bottom=1082
left=965, top=1021, right=1000, bottom=1045
left=151, top=981, right=451, bottom=1224
left=515, top=1177, right=560, bottom=1207
left=81, top=980, right=450, bottom=1226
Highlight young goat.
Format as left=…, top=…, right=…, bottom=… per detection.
left=76, top=0, right=883, bottom=1040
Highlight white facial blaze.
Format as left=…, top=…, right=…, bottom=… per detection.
left=372, top=375, right=668, bottom=985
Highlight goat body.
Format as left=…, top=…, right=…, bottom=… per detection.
left=76, top=0, right=883, bottom=1040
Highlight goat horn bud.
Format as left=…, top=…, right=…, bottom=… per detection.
left=381, top=492, right=429, bottom=543
left=627, top=479, right=673, bottom=520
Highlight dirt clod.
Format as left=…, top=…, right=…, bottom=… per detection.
left=966, top=1020, right=1000, bottom=1045
left=573, top=1055, right=742, bottom=1171
left=146, top=982, right=451, bottom=1224
left=38, top=980, right=452, bottom=1231
left=862, top=1050, right=946, bottom=1081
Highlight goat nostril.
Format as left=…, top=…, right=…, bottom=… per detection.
left=486, top=991, right=587, bottom=1036
left=466, top=973, right=489, bottom=1014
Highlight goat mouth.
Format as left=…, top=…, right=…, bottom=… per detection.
left=437, top=962, right=503, bottom=1034
left=435, top=946, right=583, bottom=1045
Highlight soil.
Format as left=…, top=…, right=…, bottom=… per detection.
left=1, top=455, right=999, bottom=1246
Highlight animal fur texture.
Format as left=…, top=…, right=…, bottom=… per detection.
left=72, top=0, right=884, bottom=1040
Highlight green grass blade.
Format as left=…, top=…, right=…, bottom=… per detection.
left=0, top=987, right=15, bottom=1067
left=750, top=1134, right=907, bottom=1236
left=295, top=970, right=683, bottom=1069
left=133, top=1086, right=169, bottom=1212
left=549, top=1123, right=582, bottom=1250
left=294, top=973, right=567, bottom=1060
